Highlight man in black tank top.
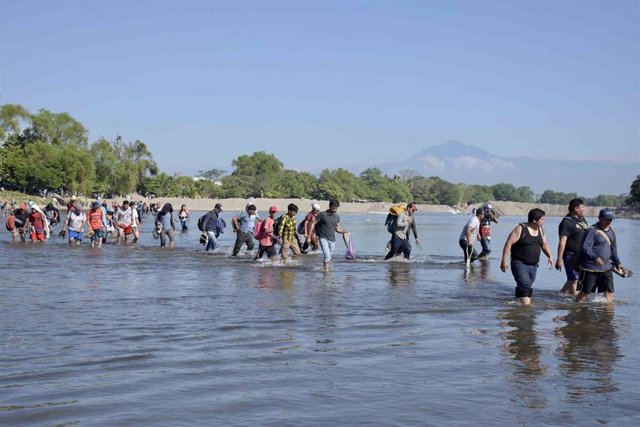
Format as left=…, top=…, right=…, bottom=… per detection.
left=500, top=208, right=554, bottom=305
left=555, top=198, right=588, bottom=295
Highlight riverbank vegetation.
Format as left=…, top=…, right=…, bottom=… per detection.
left=1, top=103, right=635, bottom=209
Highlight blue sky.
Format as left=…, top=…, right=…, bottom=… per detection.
left=2, top=0, right=639, bottom=178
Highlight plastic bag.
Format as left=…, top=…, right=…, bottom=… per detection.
left=345, top=234, right=356, bottom=260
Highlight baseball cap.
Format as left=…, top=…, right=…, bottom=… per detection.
left=599, top=208, right=614, bottom=220
left=312, top=203, right=320, bottom=211
left=269, top=205, right=278, bottom=213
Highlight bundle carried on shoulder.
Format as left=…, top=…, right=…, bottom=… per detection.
left=385, top=204, right=405, bottom=233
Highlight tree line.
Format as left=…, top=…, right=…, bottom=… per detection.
left=1, top=104, right=637, bottom=209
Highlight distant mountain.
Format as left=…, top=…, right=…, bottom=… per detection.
left=370, top=141, right=637, bottom=197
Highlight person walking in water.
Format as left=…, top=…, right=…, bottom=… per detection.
left=202, top=203, right=224, bottom=252
left=500, top=208, right=554, bottom=305
left=178, top=204, right=190, bottom=231
left=384, top=205, right=414, bottom=260
left=555, top=198, right=589, bottom=295
left=310, top=200, right=348, bottom=270
left=459, top=208, right=484, bottom=266
left=301, top=203, right=321, bottom=253
left=156, top=203, right=176, bottom=249
left=232, top=204, right=258, bottom=256
left=477, top=203, right=499, bottom=260
left=254, top=206, right=278, bottom=262
left=278, top=203, right=302, bottom=263
left=575, top=208, right=626, bottom=304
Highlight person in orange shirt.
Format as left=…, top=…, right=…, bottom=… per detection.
left=87, top=201, right=106, bottom=248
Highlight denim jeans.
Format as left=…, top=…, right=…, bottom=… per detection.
left=511, top=259, right=538, bottom=298
left=480, top=236, right=492, bottom=255
left=206, top=231, right=218, bottom=251
left=319, top=238, right=336, bottom=264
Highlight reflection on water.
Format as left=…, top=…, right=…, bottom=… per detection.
left=554, top=306, right=621, bottom=402
left=387, top=262, right=416, bottom=286
left=1, top=212, right=638, bottom=426
left=498, top=307, right=549, bottom=409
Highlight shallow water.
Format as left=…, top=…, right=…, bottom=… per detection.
left=1, top=211, right=639, bottom=426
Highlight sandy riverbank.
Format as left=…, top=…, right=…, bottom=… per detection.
left=3, top=190, right=632, bottom=218
left=105, top=197, right=616, bottom=218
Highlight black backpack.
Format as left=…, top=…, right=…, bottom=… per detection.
left=272, top=215, right=284, bottom=237
left=198, top=212, right=211, bottom=232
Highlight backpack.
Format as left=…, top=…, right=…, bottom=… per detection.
left=197, top=212, right=211, bottom=232
left=253, top=219, right=266, bottom=239
left=297, top=219, right=306, bottom=235
left=385, top=204, right=405, bottom=234
left=386, top=216, right=398, bottom=234
left=272, top=215, right=284, bottom=237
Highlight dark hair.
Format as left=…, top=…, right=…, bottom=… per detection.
left=528, top=208, right=546, bottom=222
left=329, top=200, right=340, bottom=209
left=247, top=204, right=256, bottom=211
left=160, top=203, right=173, bottom=215
left=568, top=198, right=584, bottom=213
left=288, top=203, right=298, bottom=212
left=122, top=200, right=129, bottom=206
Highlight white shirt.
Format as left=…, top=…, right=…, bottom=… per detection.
left=131, top=207, right=139, bottom=227
left=116, top=207, right=133, bottom=226
left=68, top=211, right=85, bottom=230
left=460, top=216, right=480, bottom=242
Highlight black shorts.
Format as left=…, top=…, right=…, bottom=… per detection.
left=579, top=269, right=614, bottom=294
left=257, top=244, right=276, bottom=259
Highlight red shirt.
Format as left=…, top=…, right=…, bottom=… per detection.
left=29, top=211, right=45, bottom=232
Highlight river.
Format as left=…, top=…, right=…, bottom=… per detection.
left=1, top=211, right=639, bottom=426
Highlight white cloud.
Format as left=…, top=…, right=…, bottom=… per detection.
left=418, top=155, right=446, bottom=170
left=451, top=156, right=515, bottom=172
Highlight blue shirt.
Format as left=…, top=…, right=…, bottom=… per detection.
left=579, top=225, right=620, bottom=272
left=237, top=211, right=258, bottom=233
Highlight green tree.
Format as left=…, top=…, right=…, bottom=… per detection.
left=539, top=190, right=577, bottom=205
left=626, top=175, right=640, bottom=209
left=274, top=170, right=317, bottom=198
left=317, top=168, right=360, bottom=202
left=491, top=183, right=519, bottom=201
left=410, top=176, right=461, bottom=206
left=0, top=104, right=29, bottom=144
left=460, top=184, right=494, bottom=205
left=229, top=151, right=284, bottom=197
left=515, top=186, right=535, bottom=203
left=316, top=180, right=345, bottom=201
left=24, top=109, right=88, bottom=147
left=197, top=168, right=226, bottom=181
left=91, top=138, right=119, bottom=194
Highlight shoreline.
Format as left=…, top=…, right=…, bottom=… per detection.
left=103, top=197, right=629, bottom=218
left=3, top=190, right=635, bottom=218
